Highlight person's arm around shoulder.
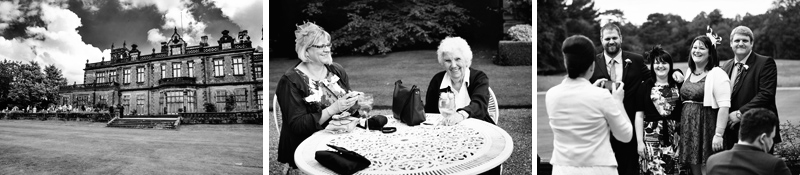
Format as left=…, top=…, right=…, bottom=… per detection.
left=459, top=70, right=490, bottom=121
left=276, top=76, right=327, bottom=136
left=603, top=82, right=632, bottom=143
left=424, top=72, right=445, bottom=113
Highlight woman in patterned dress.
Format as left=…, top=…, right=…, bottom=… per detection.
left=634, top=46, right=683, bottom=174
left=679, top=35, right=731, bottom=175
left=275, top=22, right=363, bottom=175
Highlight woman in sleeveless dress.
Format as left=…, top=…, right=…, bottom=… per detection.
left=679, top=35, right=732, bottom=175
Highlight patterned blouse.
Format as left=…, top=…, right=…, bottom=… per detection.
left=650, top=84, right=680, bottom=119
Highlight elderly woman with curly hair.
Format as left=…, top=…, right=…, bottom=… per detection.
left=276, top=22, right=362, bottom=174
left=423, top=36, right=499, bottom=174
left=424, top=37, right=493, bottom=126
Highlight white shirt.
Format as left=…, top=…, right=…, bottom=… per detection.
left=440, top=68, right=471, bottom=109
left=604, top=52, right=623, bottom=82
left=546, top=77, right=633, bottom=167
left=734, top=51, right=752, bottom=65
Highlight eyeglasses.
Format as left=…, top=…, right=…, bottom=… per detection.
left=309, top=43, right=332, bottom=49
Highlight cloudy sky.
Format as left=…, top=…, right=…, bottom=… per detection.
left=0, top=0, right=263, bottom=84
left=592, top=0, right=774, bottom=25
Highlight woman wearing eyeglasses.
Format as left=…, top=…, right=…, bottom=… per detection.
left=275, top=22, right=362, bottom=174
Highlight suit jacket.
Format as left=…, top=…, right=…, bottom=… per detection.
left=424, top=68, right=493, bottom=124
left=589, top=51, right=649, bottom=145
left=707, top=144, right=791, bottom=175
left=721, top=52, right=780, bottom=148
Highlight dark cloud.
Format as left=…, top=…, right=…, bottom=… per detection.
left=188, top=0, right=241, bottom=41
left=68, top=0, right=163, bottom=53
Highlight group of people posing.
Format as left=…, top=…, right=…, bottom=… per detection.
left=275, top=22, right=499, bottom=175
left=547, top=24, right=786, bottom=175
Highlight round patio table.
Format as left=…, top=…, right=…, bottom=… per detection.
left=294, top=114, right=514, bottom=175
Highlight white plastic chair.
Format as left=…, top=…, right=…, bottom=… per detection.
left=272, top=94, right=281, bottom=133
left=487, top=87, right=499, bottom=125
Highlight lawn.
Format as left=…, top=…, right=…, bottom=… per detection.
left=0, top=120, right=262, bottom=174
left=269, top=49, right=533, bottom=108
left=537, top=59, right=800, bottom=92
left=267, top=109, right=533, bottom=175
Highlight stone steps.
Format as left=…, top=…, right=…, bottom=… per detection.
left=106, top=118, right=180, bottom=129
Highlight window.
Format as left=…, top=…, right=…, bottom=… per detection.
left=254, top=66, right=262, bottom=78
left=136, top=95, right=145, bottom=115
left=257, top=90, right=263, bottom=110
left=234, top=88, right=247, bottom=111
left=109, top=71, right=117, bottom=83
left=213, top=59, right=224, bottom=77
left=122, top=95, right=130, bottom=114
left=172, top=63, right=181, bottom=77
left=131, top=52, right=139, bottom=60
left=137, top=67, right=145, bottom=83
left=171, top=47, right=182, bottom=55
left=95, top=71, right=106, bottom=83
left=76, top=95, right=90, bottom=107
left=188, top=62, right=194, bottom=77
left=216, top=90, right=227, bottom=103
left=161, top=64, right=166, bottom=79
left=166, top=91, right=183, bottom=114
left=99, top=95, right=107, bottom=106
left=232, top=57, right=244, bottom=75
left=187, top=91, right=196, bottom=113
left=123, top=68, right=131, bottom=84
left=222, top=43, right=231, bottom=50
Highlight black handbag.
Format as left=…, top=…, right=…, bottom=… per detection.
left=392, top=80, right=426, bottom=126
left=315, top=144, right=371, bottom=175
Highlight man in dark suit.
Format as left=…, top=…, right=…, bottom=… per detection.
left=721, top=26, right=780, bottom=151
left=707, top=108, right=790, bottom=175
left=589, top=23, right=684, bottom=175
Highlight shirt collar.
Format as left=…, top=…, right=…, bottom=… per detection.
left=604, top=51, right=622, bottom=65
left=735, top=51, right=752, bottom=65
left=440, top=68, right=471, bottom=89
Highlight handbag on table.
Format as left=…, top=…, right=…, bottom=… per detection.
left=315, top=144, right=371, bottom=175
left=392, top=80, right=426, bottom=126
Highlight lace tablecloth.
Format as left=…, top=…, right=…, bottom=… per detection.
left=295, top=114, right=514, bottom=175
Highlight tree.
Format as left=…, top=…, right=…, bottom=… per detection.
left=536, top=0, right=567, bottom=74
left=43, top=64, right=67, bottom=107
left=204, top=102, right=216, bottom=112
left=8, top=61, right=46, bottom=108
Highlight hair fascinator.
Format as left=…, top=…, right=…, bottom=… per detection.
left=706, top=26, right=722, bottom=46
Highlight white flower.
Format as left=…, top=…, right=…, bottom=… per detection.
left=743, top=65, right=750, bottom=70
left=625, top=59, right=632, bottom=64
left=305, top=88, right=322, bottom=103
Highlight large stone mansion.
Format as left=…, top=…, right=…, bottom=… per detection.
left=59, top=28, right=263, bottom=115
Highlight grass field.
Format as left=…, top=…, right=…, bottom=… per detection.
left=0, top=120, right=262, bottom=174
left=269, top=49, right=533, bottom=108
left=537, top=59, right=800, bottom=92
left=268, top=109, right=533, bottom=175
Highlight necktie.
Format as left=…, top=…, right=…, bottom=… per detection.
left=730, top=63, right=744, bottom=90
left=608, top=59, right=618, bottom=82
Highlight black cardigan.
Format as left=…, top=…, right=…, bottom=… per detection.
left=423, top=68, right=493, bottom=124
left=275, top=62, right=351, bottom=167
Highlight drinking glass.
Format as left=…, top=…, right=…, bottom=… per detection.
left=359, top=94, right=374, bottom=131
left=438, top=92, right=454, bottom=125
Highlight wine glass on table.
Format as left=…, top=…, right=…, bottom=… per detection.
left=358, top=93, right=374, bottom=131
left=438, top=92, right=454, bottom=126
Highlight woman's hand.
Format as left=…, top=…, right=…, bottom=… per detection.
left=611, top=82, right=625, bottom=102
left=328, top=93, right=360, bottom=114
left=593, top=78, right=608, bottom=87
left=637, top=141, right=646, bottom=158
left=712, top=135, right=724, bottom=151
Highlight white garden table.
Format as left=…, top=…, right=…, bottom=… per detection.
left=294, top=113, right=514, bottom=175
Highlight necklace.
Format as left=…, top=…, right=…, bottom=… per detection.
left=692, top=70, right=705, bottom=76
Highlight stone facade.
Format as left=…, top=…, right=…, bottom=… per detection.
left=59, top=29, right=264, bottom=116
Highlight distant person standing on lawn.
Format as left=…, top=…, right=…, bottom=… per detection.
left=706, top=108, right=790, bottom=175
left=275, top=21, right=362, bottom=175
left=589, top=23, right=684, bottom=175
left=720, top=26, right=780, bottom=152
left=547, top=35, right=632, bottom=175
left=424, top=36, right=493, bottom=125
